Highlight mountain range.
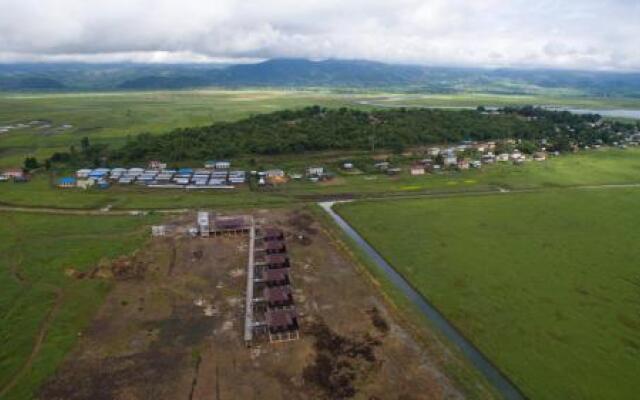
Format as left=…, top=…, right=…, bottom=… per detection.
left=1, top=59, right=640, bottom=97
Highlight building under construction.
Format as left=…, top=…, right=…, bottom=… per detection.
left=250, top=227, right=299, bottom=344
left=193, top=212, right=299, bottom=345
left=198, top=212, right=251, bottom=237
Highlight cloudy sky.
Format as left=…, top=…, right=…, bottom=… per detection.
left=0, top=0, right=638, bottom=71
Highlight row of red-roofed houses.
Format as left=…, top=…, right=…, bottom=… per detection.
left=252, top=227, right=300, bottom=343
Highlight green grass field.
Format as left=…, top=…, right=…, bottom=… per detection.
left=2, top=88, right=639, bottom=169
left=0, top=89, right=362, bottom=168
left=1, top=89, right=640, bottom=398
left=336, top=189, right=640, bottom=399
left=0, top=213, right=158, bottom=399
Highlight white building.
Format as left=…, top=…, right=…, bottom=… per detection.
left=76, top=169, right=92, bottom=179
left=307, top=166, right=324, bottom=176
left=198, top=212, right=210, bottom=237
left=496, top=153, right=510, bottom=162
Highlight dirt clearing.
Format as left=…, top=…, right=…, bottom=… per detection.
left=38, top=209, right=467, bottom=400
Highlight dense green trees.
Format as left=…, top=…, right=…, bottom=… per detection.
left=23, top=157, right=39, bottom=171
left=48, top=106, right=637, bottom=166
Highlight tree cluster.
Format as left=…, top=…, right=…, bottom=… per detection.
left=48, top=106, right=637, bottom=166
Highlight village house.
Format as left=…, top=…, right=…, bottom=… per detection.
left=2, top=168, right=24, bottom=180
left=263, top=268, right=291, bottom=287
left=457, top=159, right=470, bottom=170
left=263, top=240, right=287, bottom=255
left=427, top=147, right=440, bottom=157
left=265, top=169, right=286, bottom=182
left=148, top=160, right=167, bottom=170
left=481, top=154, right=496, bottom=164
left=374, top=161, right=390, bottom=171
left=306, top=166, right=324, bottom=177
left=262, top=286, right=294, bottom=309
left=266, top=309, right=299, bottom=342
left=76, top=168, right=92, bottom=179
left=443, top=153, right=458, bottom=168
left=205, top=160, right=230, bottom=170
left=533, top=152, right=547, bottom=161
left=292, top=172, right=305, bottom=180
left=410, top=164, right=426, bottom=176
left=215, top=161, right=231, bottom=170
left=263, top=254, right=290, bottom=269
left=264, top=169, right=285, bottom=178
left=387, top=167, right=402, bottom=175
left=509, top=151, right=525, bottom=162
left=262, top=227, right=285, bottom=242
left=496, top=153, right=510, bottom=162
left=77, top=179, right=95, bottom=189
left=57, top=177, right=77, bottom=188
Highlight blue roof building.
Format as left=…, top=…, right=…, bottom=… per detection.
left=57, top=177, right=77, bottom=187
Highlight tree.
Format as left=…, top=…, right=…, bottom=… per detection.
left=80, top=136, right=90, bottom=153
left=24, top=157, right=39, bottom=170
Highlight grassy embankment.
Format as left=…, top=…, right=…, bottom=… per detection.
left=0, top=213, right=158, bottom=399
left=336, top=189, right=640, bottom=399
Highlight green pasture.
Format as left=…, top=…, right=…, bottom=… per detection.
left=2, top=89, right=639, bottom=169
left=0, top=213, right=157, bottom=399
left=336, top=189, right=640, bottom=399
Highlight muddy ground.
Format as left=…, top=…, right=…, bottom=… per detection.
left=39, top=208, right=465, bottom=400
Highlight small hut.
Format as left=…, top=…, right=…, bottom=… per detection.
left=263, top=268, right=291, bottom=287
left=57, top=177, right=77, bottom=188
left=262, top=227, right=285, bottom=242
left=263, top=286, right=294, bottom=309
left=266, top=310, right=299, bottom=342
left=263, top=240, right=287, bottom=255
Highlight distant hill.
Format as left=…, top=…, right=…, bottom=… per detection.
left=1, top=59, right=640, bottom=97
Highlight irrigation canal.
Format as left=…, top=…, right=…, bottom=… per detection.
left=318, top=200, right=525, bottom=400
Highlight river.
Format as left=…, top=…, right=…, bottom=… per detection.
left=355, top=100, right=640, bottom=119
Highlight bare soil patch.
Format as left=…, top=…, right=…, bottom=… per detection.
left=39, top=209, right=465, bottom=400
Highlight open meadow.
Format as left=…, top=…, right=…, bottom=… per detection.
left=2, top=88, right=640, bottom=169
left=2, top=89, right=640, bottom=399
left=0, top=213, right=158, bottom=399
left=0, top=89, right=361, bottom=168
left=336, top=189, right=640, bottom=399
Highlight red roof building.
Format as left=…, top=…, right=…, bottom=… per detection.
left=266, top=309, right=299, bottom=339
left=263, top=240, right=287, bottom=254
left=263, top=286, right=294, bottom=308
left=262, top=227, right=285, bottom=241
left=263, top=268, right=291, bottom=287
left=264, top=254, right=290, bottom=269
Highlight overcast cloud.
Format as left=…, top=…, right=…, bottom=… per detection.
left=0, top=0, right=638, bottom=70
